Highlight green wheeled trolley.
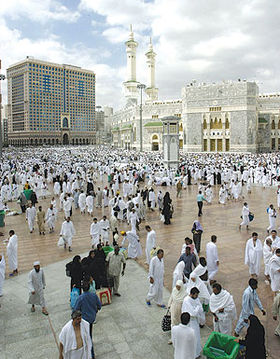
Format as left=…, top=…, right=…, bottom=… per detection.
left=203, top=331, right=240, bottom=359
left=0, top=210, right=5, bottom=227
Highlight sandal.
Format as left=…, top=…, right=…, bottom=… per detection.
left=42, top=310, right=49, bottom=316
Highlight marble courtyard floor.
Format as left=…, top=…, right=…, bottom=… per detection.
left=0, top=181, right=279, bottom=358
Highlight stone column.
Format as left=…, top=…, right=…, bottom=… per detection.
left=221, top=113, right=226, bottom=152
left=207, top=113, right=211, bottom=152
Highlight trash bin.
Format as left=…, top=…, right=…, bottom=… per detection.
left=103, top=246, right=114, bottom=257
left=0, top=210, right=5, bottom=227
left=203, top=331, right=240, bottom=359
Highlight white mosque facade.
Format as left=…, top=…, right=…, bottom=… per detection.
left=111, top=28, right=280, bottom=153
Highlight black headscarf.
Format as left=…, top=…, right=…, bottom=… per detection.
left=70, top=255, right=83, bottom=287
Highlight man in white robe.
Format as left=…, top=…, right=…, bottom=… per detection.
left=129, top=208, right=139, bottom=234
left=181, top=287, right=204, bottom=358
left=90, top=218, right=100, bottom=248
left=145, top=225, right=156, bottom=264
left=172, top=261, right=186, bottom=289
left=6, top=230, right=18, bottom=276
left=0, top=253, right=5, bottom=296
left=146, top=249, right=165, bottom=307
left=272, top=291, right=280, bottom=337
left=239, top=202, right=249, bottom=230
left=263, top=237, right=273, bottom=284
left=78, top=191, right=86, bottom=214
left=59, top=310, right=92, bottom=359
left=171, top=312, right=196, bottom=359
left=121, top=230, right=142, bottom=259
left=267, top=204, right=277, bottom=232
left=26, top=203, right=36, bottom=233
left=269, top=249, right=280, bottom=293
left=60, top=217, right=76, bottom=252
left=99, top=216, right=110, bottom=245
left=63, top=197, right=72, bottom=219
left=148, top=189, right=156, bottom=210
left=28, top=261, right=48, bottom=315
left=245, top=232, right=263, bottom=277
left=53, top=181, right=61, bottom=196
left=206, top=235, right=219, bottom=281
left=210, top=283, right=237, bottom=335
left=45, top=204, right=56, bottom=233
left=271, top=230, right=280, bottom=250
left=86, top=193, right=94, bottom=216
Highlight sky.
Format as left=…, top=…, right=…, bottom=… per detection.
left=0, top=0, right=280, bottom=110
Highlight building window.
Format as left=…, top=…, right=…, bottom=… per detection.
left=225, top=118, right=230, bottom=129
left=272, top=138, right=276, bottom=150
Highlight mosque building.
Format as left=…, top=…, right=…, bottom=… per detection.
left=111, top=27, right=280, bottom=153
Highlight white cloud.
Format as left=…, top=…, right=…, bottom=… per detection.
left=2, top=0, right=80, bottom=23
left=79, top=0, right=280, bottom=103
left=0, top=18, right=122, bottom=108
left=79, top=0, right=151, bottom=28
left=192, top=32, right=251, bottom=57
left=2, top=0, right=280, bottom=110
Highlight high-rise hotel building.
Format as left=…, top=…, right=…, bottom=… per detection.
left=7, top=57, right=95, bottom=146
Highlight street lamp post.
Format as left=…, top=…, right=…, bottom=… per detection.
left=137, top=83, right=146, bottom=152
left=0, top=73, right=6, bottom=159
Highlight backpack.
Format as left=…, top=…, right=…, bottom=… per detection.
left=70, top=287, right=80, bottom=309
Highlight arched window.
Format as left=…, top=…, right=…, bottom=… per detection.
left=225, top=118, right=230, bottom=129
left=62, top=117, right=69, bottom=128
left=217, top=119, right=222, bottom=129
left=210, top=119, right=214, bottom=129
left=203, top=119, right=207, bottom=129
left=271, top=120, right=275, bottom=129
left=152, top=134, right=158, bottom=141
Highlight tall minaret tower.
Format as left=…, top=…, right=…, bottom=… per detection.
left=123, top=25, right=139, bottom=106
left=145, top=37, right=158, bottom=102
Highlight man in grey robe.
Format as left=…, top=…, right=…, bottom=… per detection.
left=28, top=261, right=48, bottom=315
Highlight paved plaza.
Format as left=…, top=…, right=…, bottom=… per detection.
left=0, top=179, right=280, bottom=358
left=0, top=256, right=211, bottom=359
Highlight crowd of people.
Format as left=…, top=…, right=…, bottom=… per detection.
left=0, top=146, right=280, bottom=358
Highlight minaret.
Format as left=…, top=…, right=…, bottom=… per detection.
left=145, top=37, right=158, bottom=102
left=123, top=25, right=139, bottom=106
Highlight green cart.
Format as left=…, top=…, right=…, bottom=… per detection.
left=103, top=246, right=114, bottom=257
left=0, top=210, right=5, bottom=227
left=23, top=189, right=33, bottom=201
left=203, top=331, right=240, bottom=359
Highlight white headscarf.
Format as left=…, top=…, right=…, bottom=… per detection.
left=171, top=280, right=186, bottom=302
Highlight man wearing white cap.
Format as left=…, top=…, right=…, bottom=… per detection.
left=28, top=261, right=48, bottom=315
left=60, top=217, right=76, bottom=252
